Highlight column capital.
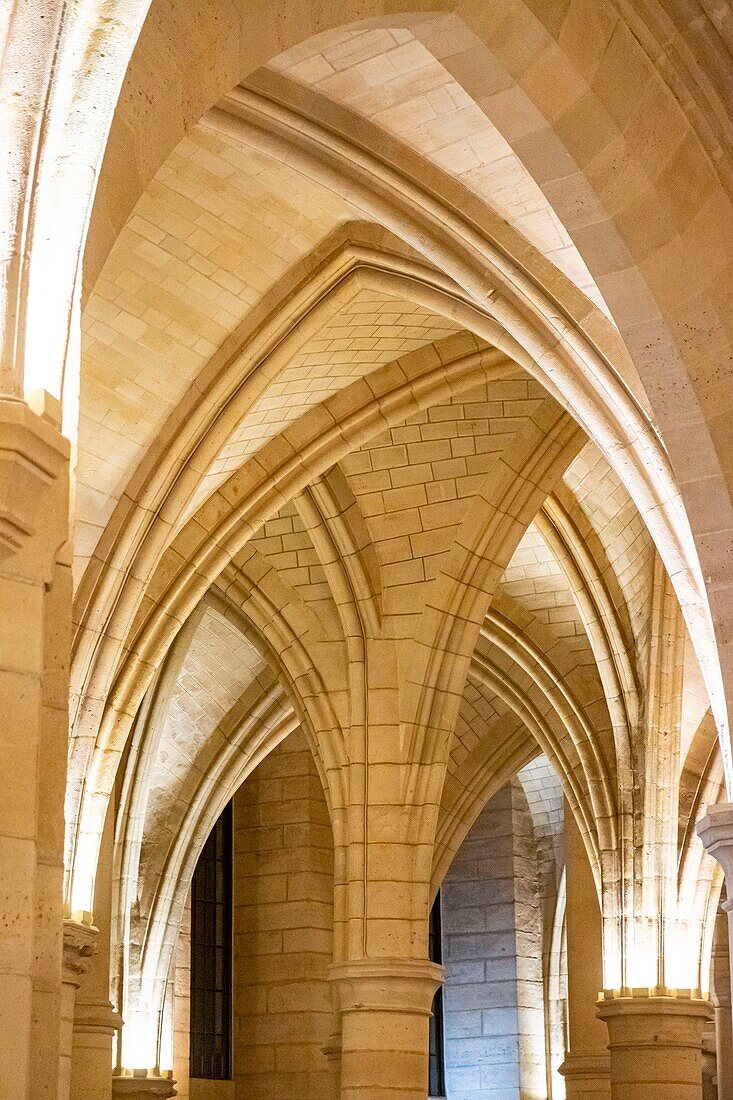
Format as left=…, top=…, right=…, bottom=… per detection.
left=697, top=803, right=733, bottom=878
left=111, top=1074, right=177, bottom=1099
left=559, top=1052, right=611, bottom=1079
left=73, top=997, right=122, bottom=1035
left=597, top=989, right=713, bottom=1039
left=62, top=918, right=99, bottom=988
left=329, top=957, right=444, bottom=1015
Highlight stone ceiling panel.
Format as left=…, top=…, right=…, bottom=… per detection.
left=77, top=124, right=363, bottom=581
left=184, top=288, right=461, bottom=522
left=269, top=26, right=608, bottom=313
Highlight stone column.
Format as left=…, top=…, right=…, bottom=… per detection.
left=321, top=1002, right=343, bottom=1100
left=711, top=902, right=733, bottom=1100
left=698, top=805, right=733, bottom=1100
left=0, top=396, right=70, bottom=1099
left=329, top=957, right=443, bottom=1100
left=71, top=798, right=119, bottom=1100
left=71, top=999, right=121, bottom=1100
left=60, top=920, right=99, bottom=1100
left=597, top=991, right=712, bottom=1100
left=560, top=806, right=611, bottom=1099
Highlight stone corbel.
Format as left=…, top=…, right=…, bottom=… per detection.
left=62, top=918, right=99, bottom=988
left=0, top=397, right=69, bottom=580
left=698, top=804, right=733, bottom=882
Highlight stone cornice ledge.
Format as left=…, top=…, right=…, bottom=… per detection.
left=111, top=1073, right=177, bottom=1099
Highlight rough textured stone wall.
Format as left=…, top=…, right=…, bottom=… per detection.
left=231, top=728, right=334, bottom=1099
left=442, top=779, right=547, bottom=1100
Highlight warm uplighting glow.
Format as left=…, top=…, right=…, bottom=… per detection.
left=121, top=1010, right=158, bottom=1075
left=69, top=833, right=99, bottom=919
left=666, top=922, right=705, bottom=994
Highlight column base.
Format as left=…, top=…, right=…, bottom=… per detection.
left=597, top=991, right=712, bottom=1100
left=111, top=1074, right=177, bottom=1099
left=559, top=1052, right=611, bottom=1098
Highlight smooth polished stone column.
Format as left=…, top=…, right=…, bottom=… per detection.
left=559, top=806, right=611, bottom=1099
left=329, top=957, right=443, bottom=1100
left=597, top=991, right=712, bottom=1100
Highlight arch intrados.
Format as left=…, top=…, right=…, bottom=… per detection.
left=68, top=352, right=577, bottom=909
left=72, top=238, right=509, bottom=649
left=199, top=579, right=346, bottom=804
left=203, top=81, right=726, bottom=775
left=75, top=89, right=724, bottom=824
left=124, top=697, right=299, bottom=1070
left=475, top=617, right=616, bottom=845
left=139, top=694, right=297, bottom=990
left=404, top=404, right=584, bottom=816
left=112, top=601, right=207, bottom=943
left=86, top=4, right=460, bottom=287
left=119, top=603, right=284, bottom=920
left=455, top=651, right=606, bottom=896
left=432, top=718, right=539, bottom=893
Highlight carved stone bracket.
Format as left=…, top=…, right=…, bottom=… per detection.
left=0, top=397, right=69, bottom=579
left=62, top=918, right=99, bottom=988
left=698, top=804, right=733, bottom=881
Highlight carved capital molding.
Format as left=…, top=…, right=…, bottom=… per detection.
left=698, top=803, right=733, bottom=881
left=62, top=918, right=99, bottom=987
left=559, top=1052, right=611, bottom=1083
left=597, top=990, right=713, bottom=1049
left=329, top=957, right=444, bottom=1016
left=0, top=398, right=69, bottom=581
left=73, top=997, right=122, bottom=1036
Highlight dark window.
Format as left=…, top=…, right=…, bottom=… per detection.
left=190, top=802, right=232, bottom=1080
left=428, top=892, right=446, bottom=1097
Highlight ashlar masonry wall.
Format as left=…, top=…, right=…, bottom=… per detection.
left=231, top=728, right=334, bottom=1099
left=171, top=728, right=334, bottom=1100
left=441, top=779, right=547, bottom=1100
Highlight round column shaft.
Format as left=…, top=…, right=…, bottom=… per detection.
left=330, top=957, right=443, bottom=1100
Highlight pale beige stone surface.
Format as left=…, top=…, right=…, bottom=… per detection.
left=2, top=3, right=733, bottom=1099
